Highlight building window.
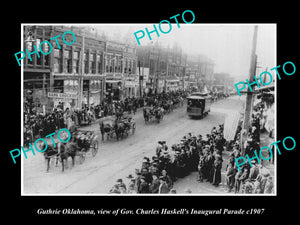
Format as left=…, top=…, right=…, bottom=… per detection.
left=97, top=54, right=103, bottom=74
left=90, top=53, right=96, bottom=74
left=106, top=54, right=113, bottom=73
left=124, top=58, right=128, bottom=74
left=84, top=52, right=89, bottom=74
left=53, top=48, right=62, bottom=73
left=36, top=38, right=42, bottom=66
left=26, top=42, right=34, bottom=65
left=64, top=50, right=72, bottom=73
left=73, top=51, right=79, bottom=74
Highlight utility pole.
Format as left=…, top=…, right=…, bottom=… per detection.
left=79, top=31, right=85, bottom=109
left=138, top=60, right=142, bottom=97
left=241, top=25, right=258, bottom=156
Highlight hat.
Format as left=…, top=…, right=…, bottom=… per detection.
left=142, top=158, right=148, bottom=163
left=126, top=174, right=134, bottom=179
left=116, top=178, right=123, bottom=183
left=170, top=189, right=177, bottom=194
left=159, top=176, right=166, bottom=181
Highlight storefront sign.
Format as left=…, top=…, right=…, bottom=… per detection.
left=48, top=92, right=77, bottom=99
left=125, top=81, right=138, bottom=87
left=53, top=98, right=72, bottom=103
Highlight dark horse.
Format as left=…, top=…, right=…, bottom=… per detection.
left=43, top=144, right=59, bottom=172
left=114, top=120, right=129, bottom=140
left=99, top=122, right=114, bottom=141
left=59, top=142, right=78, bottom=172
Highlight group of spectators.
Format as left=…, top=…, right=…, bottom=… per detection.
left=23, top=106, right=95, bottom=146
left=224, top=99, right=274, bottom=194
left=109, top=124, right=226, bottom=194
left=109, top=101, right=274, bottom=194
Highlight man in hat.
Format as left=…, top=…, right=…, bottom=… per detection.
left=138, top=176, right=149, bottom=193
left=134, top=169, right=142, bottom=192
left=239, top=167, right=249, bottom=183
left=206, top=151, right=215, bottom=183
left=156, top=141, right=163, bottom=157
left=264, top=176, right=274, bottom=194
left=225, top=163, right=236, bottom=192
left=197, top=154, right=205, bottom=182
left=234, top=169, right=243, bottom=193
left=149, top=174, right=160, bottom=193
left=158, top=176, right=170, bottom=194
left=116, top=178, right=127, bottom=192
left=141, top=168, right=152, bottom=184
left=162, top=141, right=168, bottom=151
left=161, top=169, right=173, bottom=189
left=109, top=184, right=121, bottom=194
left=212, top=157, right=222, bottom=187
left=126, top=174, right=135, bottom=192
left=248, top=160, right=260, bottom=180
left=141, top=157, right=150, bottom=170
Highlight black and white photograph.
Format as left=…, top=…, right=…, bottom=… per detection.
left=21, top=23, right=276, bottom=195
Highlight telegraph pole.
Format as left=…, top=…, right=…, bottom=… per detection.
left=241, top=25, right=258, bottom=156
left=138, top=60, right=142, bottom=97
left=79, top=31, right=85, bottom=109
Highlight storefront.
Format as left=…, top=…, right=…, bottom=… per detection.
left=24, top=71, right=51, bottom=114
left=124, top=78, right=138, bottom=98
left=105, top=73, right=123, bottom=102
left=47, top=92, right=78, bottom=110
left=166, top=79, right=180, bottom=92
left=89, top=79, right=103, bottom=106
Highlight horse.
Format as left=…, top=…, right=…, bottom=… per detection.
left=143, top=107, right=150, bottom=123
left=99, top=121, right=114, bottom=140
left=58, top=142, right=78, bottom=172
left=154, top=107, right=163, bottom=123
left=114, top=121, right=127, bottom=140
left=43, top=144, right=59, bottom=172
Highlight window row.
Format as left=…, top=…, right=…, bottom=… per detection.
left=53, top=49, right=136, bottom=74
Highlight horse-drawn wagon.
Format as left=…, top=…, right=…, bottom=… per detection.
left=143, top=106, right=164, bottom=124
left=43, top=129, right=99, bottom=172
left=99, top=113, right=136, bottom=141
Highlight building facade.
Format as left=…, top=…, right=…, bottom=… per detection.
left=23, top=25, right=138, bottom=113
left=23, top=25, right=52, bottom=114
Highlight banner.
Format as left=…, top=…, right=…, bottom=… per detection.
left=223, top=111, right=241, bottom=141
left=48, top=92, right=77, bottom=99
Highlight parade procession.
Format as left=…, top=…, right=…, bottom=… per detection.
left=21, top=24, right=276, bottom=195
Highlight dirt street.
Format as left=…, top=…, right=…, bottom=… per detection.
left=23, top=96, right=245, bottom=195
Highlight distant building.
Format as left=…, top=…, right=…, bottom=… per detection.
left=185, top=54, right=215, bottom=92
left=213, top=72, right=234, bottom=93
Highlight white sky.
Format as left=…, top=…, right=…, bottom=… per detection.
left=92, top=24, right=276, bottom=81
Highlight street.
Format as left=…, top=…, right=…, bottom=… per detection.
left=23, top=96, right=245, bottom=195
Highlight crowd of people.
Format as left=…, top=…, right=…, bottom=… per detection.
left=109, top=124, right=226, bottom=194
left=224, top=98, right=274, bottom=194
left=109, top=99, right=275, bottom=194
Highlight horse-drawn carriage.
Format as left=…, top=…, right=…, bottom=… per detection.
left=43, top=129, right=99, bottom=172
left=143, top=106, right=164, bottom=124
left=99, top=113, right=136, bottom=141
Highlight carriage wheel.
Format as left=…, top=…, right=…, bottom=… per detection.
left=79, top=150, right=86, bottom=164
left=91, top=141, right=98, bottom=157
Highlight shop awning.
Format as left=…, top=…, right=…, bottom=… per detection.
left=105, top=80, right=121, bottom=83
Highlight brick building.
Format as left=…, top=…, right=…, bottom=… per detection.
left=23, top=25, right=137, bottom=113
